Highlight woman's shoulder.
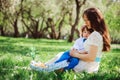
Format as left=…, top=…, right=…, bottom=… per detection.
left=89, top=31, right=102, bottom=39
left=91, top=31, right=101, bottom=36
left=87, top=31, right=103, bottom=46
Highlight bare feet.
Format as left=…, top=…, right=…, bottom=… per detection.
left=31, top=61, right=47, bottom=68
left=35, top=62, right=47, bottom=68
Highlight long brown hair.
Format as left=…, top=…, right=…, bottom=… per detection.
left=83, top=8, right=111, bottom=51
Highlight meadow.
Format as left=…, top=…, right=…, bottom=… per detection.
left=0, top=36, right=120, bottom=80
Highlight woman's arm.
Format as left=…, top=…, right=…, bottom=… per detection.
left=70, top=45, right=98, bottom=62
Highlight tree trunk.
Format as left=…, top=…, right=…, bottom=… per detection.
left=57, top=16, right=65, bottom=39
left=75, top=28, right=80, bottom=37
left=47, top=18, right=57, bottom=39
left=13, top=19, right=19, bottom=37
left=0, top=25, right=5, bottom=36
left=68, top=0, right=86, bottom=42
left=68, top=24, right=76, bottom=42
left=32, top=20, right=40, bottom=38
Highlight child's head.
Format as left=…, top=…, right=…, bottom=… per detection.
left=80, top=25, right=93, bottom=38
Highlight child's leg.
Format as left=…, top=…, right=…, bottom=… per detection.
left=30, top=60, right=68, bottom=72
left=55, top=50, right=70, bottom=63
left=64, top=57, right=79, bottom=70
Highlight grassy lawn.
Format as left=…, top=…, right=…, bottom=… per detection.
left=0, top=36, right=120, bottom=80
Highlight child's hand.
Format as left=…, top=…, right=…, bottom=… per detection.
left=70, top=48, right=79, bottom=57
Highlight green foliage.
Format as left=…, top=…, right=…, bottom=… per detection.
left=104, top=2, right=120, bottom=43
left=0, top=12, right=4, bottom=25
left=0, top=36, right=120, bottom=80
left=29, top=47, right=36, bottom=60
left=0, top=0, right=120, bottom=43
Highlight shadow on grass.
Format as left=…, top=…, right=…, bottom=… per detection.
left=111, top=48, right=120, bottom=53
left=0, top=37, right=70, bottom=45
left=0, top=45, right=30, bottom=55
left=0, top=37, right=70, bottom=55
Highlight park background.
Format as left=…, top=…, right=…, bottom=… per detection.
left=0, top=0, right=120, bottom=80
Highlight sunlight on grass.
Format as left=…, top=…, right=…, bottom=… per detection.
left=0, top=36, right=119, bottom=80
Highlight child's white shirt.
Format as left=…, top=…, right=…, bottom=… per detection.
left=72, top=37, right=85, bottom=51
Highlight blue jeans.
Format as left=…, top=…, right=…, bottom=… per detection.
left=55, top=50, right=79, bottom=70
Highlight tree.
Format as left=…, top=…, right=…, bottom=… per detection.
left=0, top=0, right=20, bottom=37
left=68, top=0, right=86, bottom=42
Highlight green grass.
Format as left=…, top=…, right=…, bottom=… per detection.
left=0, top=36, right=120, bottom=80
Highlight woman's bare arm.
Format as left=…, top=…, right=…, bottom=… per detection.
left=70, top=45, right=98, bottom=62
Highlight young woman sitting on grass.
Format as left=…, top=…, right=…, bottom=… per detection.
left=30, top=7, right=111, bottom=73
left=31, top=25, right=93, bottom=71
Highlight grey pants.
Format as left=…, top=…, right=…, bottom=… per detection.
left=30, top=60, right=68, bottom=72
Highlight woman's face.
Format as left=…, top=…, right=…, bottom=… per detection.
left=83, top=14, right=91, bottom=29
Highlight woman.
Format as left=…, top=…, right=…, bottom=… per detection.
left=30, top=25, right=92, bottom=72
left=69, top=7, right=111, bottom=73
left=30, top=7, right=111, bottom=73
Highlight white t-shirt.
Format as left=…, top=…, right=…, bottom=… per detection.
left=73, top=31, right=103, bottom=73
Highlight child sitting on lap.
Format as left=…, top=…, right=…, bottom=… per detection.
left=30, top=25, right=93, bottom=72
